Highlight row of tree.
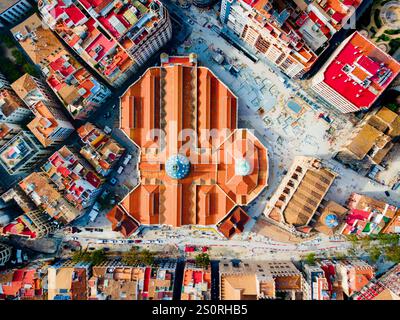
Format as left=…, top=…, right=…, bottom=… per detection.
left=347, top=234, right=400, bottom=264
left=71, top=246, right=212, bottom=268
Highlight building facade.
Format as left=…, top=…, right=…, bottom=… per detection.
left=340, top=193, right=400, bottom=236
left=353, top=263, right=400, bottom=300
left=0, top=130, right=50, bottom=175
left=0, top=0, right=32, bottom=25
left=0, top=87, right=32, bottom=124
left=181, top=262, right=211, bottom=300
left=18, top=172, right=82, bottom=225
left=11, top=73, right=61, bottom=110
left=0, top=122, right=22, bottom=148
left=336, top=259, right=375, bottom=298
left=0, top=243, right=12, bottom=266
left=1, top=209, right=59, bottom=239
left=335, top=106, right=400, bottom=173
left=88, top=259, right=177, bottom=300
left=219, top=260, right=303, bottom=300
left=302, top=261, right=344, bottom=300
left=220, top=0, right=362, bottom=79
left=27, top=101, right=75, bottom=148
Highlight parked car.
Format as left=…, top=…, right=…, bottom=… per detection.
left=104, top=126, right=112, bottom=134
left=110, top=177, right=118, bottom=186
left=117, top=166, right=124, bottom=175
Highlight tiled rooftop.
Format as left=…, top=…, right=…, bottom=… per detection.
left=77, top=123, right=125, bottom=176
left=340, top=193, right=400, bottom=236
left=41, top=146, right=103, bottom=210
left=12, top=14, right=110, bottom=119
left=320, top=32, right=400, bottom=110
left=19, top=172, right=81, bottom=225
left=40, top=0, right=135, bottom=85
left=114, top=55, right=268, bottom=234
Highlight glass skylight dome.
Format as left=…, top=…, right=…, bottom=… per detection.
left=325, top=214, right=339, bottom=228
left=235, top=158, right=252, bottom=176
left=166, top=154, right=191, bottom=179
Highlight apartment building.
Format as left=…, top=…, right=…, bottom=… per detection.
left=311, top=32, right=400, bottom=113
left=336, top=106, right=400, bottom=173
left=0, top=265, right=47, bottom=300
left=39, top=0, right=135, bottom=87
left=353, top=263, right=400, bottom=300
left=88, top=259, right=176, bottom=300
left=219, top=260, right=303, bottom=300
left=0, top=0, right=32, bottom=25
left=0, top=72, right=11, bottom=90
left=18, top=172, right=82, bottom=225
left=27, top=101, right=75, bottom=148
left=264, top=156, right=345, bottom=235
left=38, top=0, right=172, bottom=86
left=220, top=0, right=362, bottom=78
left=41, top=146, right=104, bottom=210
left=82, top=0, right=171, bottom=66
left=181, top=262, right=212, bottom=300
left=0, top=243, right=12, bottom=266
left=77, top=122, right=125, bottom=176
left=11, top=73, right=61, bottom=109
left=0, top=87, right=32, bottom=124
left=302, top=261, right=344, bottom=300
left=335, top=259, right=375, bottom=298
left=11, top=14, right=111, bottom=120
left=0, top=122, right=22, bottom=148
left=1, top=209, right=59, bottom=239
left=0, top=130, right=50, bottom=175
left=340, top=193, right=400, bottom=236
left=47, top=260, right=91, bottom=300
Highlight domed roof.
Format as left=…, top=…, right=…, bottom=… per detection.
left=235, top=158, right=251, bottom=176
left=325, top=214, right=339, bottom=228
left=166, top=154, right=190, bottom=179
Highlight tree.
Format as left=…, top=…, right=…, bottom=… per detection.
left=304, top=252, right=316, bottom=265
left=367, top=246, right=382, bottom=264
left=122, top=246, right=140, bottom=265
left=71, top=249, right=88, bottom=263
left=384, top=245, right=400, bottom=264
left=121, top=247, right=155, bottom=265
left=71, top=248, right=106, bottom=264
left=140, top=249, right=156, bottom=265
left=22, top=63, right=38, bottom=77
left=195, top=253, right=210, bottom=268
left=90, top=249, right=107, bottom=265
left=334, top=252, right=347, bottom=261
left=11, top=49, right=25, bottom=65
left=0, top=34, right=15, bottom=48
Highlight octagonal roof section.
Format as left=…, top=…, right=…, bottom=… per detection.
left=113, top=54, right=269, bottom=234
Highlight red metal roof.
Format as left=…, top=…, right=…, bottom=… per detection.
left=321, top=32, right=400, bottom=110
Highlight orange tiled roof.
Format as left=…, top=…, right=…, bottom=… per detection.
left=114, top=55, right=269, bottom=236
